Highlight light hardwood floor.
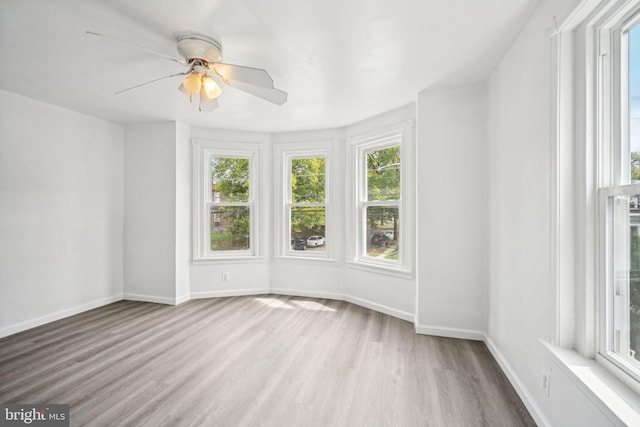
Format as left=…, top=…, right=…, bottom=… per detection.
left=0, top=295, right=536, bottom=426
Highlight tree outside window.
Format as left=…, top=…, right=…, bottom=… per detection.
left=210, top=157, right=251, bottom=252
left=364, top=145, right=400, bottom=261
left=289, top=157, right=326, bottom=252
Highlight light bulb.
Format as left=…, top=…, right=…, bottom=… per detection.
left=200, top=75, right=222, bottom=100
left=182, top=72, right=202, bottom=95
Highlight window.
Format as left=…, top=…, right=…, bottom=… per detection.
left=274, top=142, right=334, bottom=259
left=192, top=140, right=262, bottom=261
left=348, top=121, right=414, bottom=274
left=210, top=157, right=251, bottom=253
left=598, top=10, right=640, bottom=385
left=288, top=156, right=327, bottom=254
left=363, top=145, right=400, bottom=262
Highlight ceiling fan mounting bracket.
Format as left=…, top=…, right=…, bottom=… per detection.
left=176, top=33, right=222, bottom=64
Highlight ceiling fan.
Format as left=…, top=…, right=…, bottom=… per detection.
left=87, top=31, right=288, bottom=112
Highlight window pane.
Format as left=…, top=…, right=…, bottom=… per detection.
left=211, top=157, right=250, bottom=202
left=210, top=206, right=250, bottom=251
left=365, top=206, right=399, bottom=261
left=630, top=23, right=640, bottom=182
left=629, top=25, right=640, bottom=182
left=290, top=206, right=326, bottom=252
left=367, top=146, right=400, bottom=201
left=292, top=157, right=325, bottom=203
left=611, top=194, right=640, bottom=365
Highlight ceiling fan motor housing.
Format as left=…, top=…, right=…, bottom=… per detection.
left=176, top=33, right=222, bottom=64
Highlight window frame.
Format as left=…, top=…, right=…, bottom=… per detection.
left=285, top=151, right=329, bottom=258
left=192, top=139, right=263, bottom=262
left=359, top=139, right=402, bottom=266
left=347, top=121, right=414, bottom=276
left=597, top=7, right=640, bottom=387
left=273, top=140, right=337, bottom=261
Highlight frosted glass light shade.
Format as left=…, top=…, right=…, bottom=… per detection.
left=201, top=75, right=222, bottom=100
left=182, top=72, right=202, bottom=94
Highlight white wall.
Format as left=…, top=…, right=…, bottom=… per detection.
left=486, top=0, right=618, bottom=425
left=415, top=85, right=488, bottom=340
left=0, top=89, right=124, bottom=337
left=270, top=129, right=345, bottom=299
left=175, top=122, right=191, bottom=303
left=343, top=104, right=418, bottom=321
left=124, top=122, right=178, bottom=303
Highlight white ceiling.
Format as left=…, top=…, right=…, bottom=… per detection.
left=0, top=0, right=538, bottom=133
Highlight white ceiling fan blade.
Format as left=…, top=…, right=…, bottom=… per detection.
left=211, top=63, right=274, bottom=88
left=227, top=80, right=288, bottom=105
left=86, top=31, right=187, bottom=65
left=115, top=72, right=188, bottom=95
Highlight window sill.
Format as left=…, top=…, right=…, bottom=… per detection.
left=540, top=340, right=640, bottom=426
left=192, top=256, right=266, bottom=265
left=345, top=260, right=413, bottom=280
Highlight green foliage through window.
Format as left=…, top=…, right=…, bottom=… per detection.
left=367, top=146, right=400, bottom=201
left=211, top=157, right=249, bottom=202
left=289, top=157, right=326, bottom=249
left=292, top=158, right=325, bottom=203
left=210, top=156, right=251, bottom=252
left=631, top=152, right=640, bottom=182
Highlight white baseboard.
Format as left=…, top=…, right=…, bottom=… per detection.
left=415, top=324, right=485, bottom=341
left=123, top=292, right=179, bottom=305
left=344, top=295, right=415, bottom=323
left=485, top=336, right=550, bottom=427
left=0, top=294, right=123, bottom=339
left=190, top=288, right=270, bottom=299
left=175, top=294, right=191, bottom=305
left=269, top=288, right=344, bottom=301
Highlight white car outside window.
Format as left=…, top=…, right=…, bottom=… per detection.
left=306, top=236, right=325, bottom=247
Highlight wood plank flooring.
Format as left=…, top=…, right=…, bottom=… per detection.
left=0, top=295, right=536, bottom=426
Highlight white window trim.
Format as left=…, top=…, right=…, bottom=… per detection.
left=273, top=140, right=338, bottom=261
left=192, top=139, right=264, bottom=262
left=346, top=120, right=415, bottom=277
left=597, top=7, right=640, bottom=390
left=552, top=0, right=640, bottom=396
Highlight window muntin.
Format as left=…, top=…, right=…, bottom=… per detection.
left=209, top=156, right=252, bottom=254
left=287, top=156, right=327, bottom=254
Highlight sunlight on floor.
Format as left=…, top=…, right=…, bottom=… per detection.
left=254, top=297, right=295, bottom=309
left=254, top=297, right=336, bottom=312
left=290, top=299, right=336, bottom=312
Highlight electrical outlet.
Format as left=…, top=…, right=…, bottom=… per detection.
left=222, top=272, right=230, bottom=281
left=540, top=369, right=551, bottom=396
